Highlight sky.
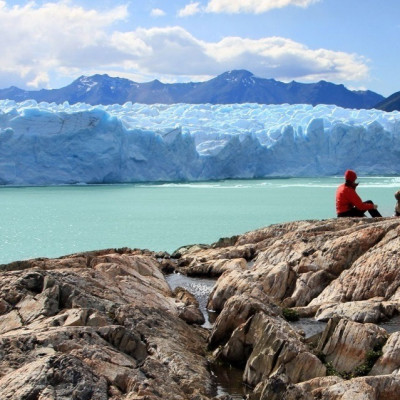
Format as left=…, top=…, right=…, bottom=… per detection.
left=0, top=0, right=399, bottom=97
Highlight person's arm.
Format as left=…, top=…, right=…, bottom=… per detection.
left=348, top=189, right=375, bottom=211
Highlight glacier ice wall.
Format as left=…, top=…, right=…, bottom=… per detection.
left=0, top=99, right=400, bottom=185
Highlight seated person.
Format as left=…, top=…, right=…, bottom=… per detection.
left=395, top=190, right=400, bottom=216
left=336, top=170, right=381, bottom=218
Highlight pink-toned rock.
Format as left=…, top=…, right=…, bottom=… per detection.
left=252, top=374, right=400, bottom=400
left=316, top=318, right=388, bottom=373
left=174, top=286, right=205, bottom=325
left=315, top=299, right=389, bottom=323
left=318, top=375, right=400, bottom=400
left=209, top=294, right=325, bottom=389
left=370, top=331, right=400, bottom=375
left=2, top=217, right=400, bottom=399
left=240, top=312, right=326, bottom=387
left=207, top=261, right=296, bottom=312
left=209, top=293, right=279, bottom=348
left=0, top=249, right=213, bottom=400
left=310, top=223, right=400, bottom=306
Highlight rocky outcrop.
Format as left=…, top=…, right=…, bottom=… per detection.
left=0, top=248, right=212, bottom=400
left=173, top=217, right=400, bottom=399
left=2, top=217, right=400, bottom=399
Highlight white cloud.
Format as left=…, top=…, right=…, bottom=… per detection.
left=150, top=8, right=166, bottom=17
left=178, top=2, right=202, bottom=17
left=206, top=0, right=321, bottom=14
left=110, top=28, right=368, bottom=84
left=0, top=1, right=368, bottom=90
left=123, top=27, right=213, bottom=75
left=204, top=36, right=369, bottom=83
left=0, top=1, right=128, bottom=88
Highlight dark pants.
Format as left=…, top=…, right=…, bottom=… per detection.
left=338, top=200, right=382, bottom=218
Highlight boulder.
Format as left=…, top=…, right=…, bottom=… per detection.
left=209, top=294, right=325, bottom=388
left=310, top=223, right=400, bottom=306
left=314, top=299, right=390, bottom=323
left=316, top=318, right=388, bottom=373
left=174, top=286, right=205, bottom=325
left=370, top=331, right=400, bottom=375
left=0, top=354, right=109, bottom=400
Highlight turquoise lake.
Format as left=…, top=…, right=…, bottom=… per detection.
left=1, top=177, right=399, bottom=265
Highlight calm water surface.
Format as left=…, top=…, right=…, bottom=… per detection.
left=1, top=177, right=399, bottom=264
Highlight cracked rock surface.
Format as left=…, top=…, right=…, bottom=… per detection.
left=0, top=249, right=212, bottom=399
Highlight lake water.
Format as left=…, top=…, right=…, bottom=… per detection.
left=1, top=176, right=399, bottom=265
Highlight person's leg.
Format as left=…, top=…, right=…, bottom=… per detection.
left=368, top=209, right=382, bottom=217
left=338, top=208, right=366, bottom=217
left=365, top=200, right=382, bottom=218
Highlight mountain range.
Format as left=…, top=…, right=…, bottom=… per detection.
left=375, top=91, right=400, bottom=112
left=0, top=70, right=388, bottom=109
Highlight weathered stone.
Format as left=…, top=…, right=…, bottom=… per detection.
left=0, top=298, right=10, bottom=315
left=310, top=223, right=400, bottom=306
left=239, top=312, right=325, bottom=386
left=0, top=249, right=214, bottom=400
left=316, top=318, right=388, bottom=373
left=209, top=293, right=279, bottom=349
left=0, top=354, right=109, bottom=400
left=207, top=261, right=296, bottom=313
left=62, top=308, right=89, bottom=326
left=209, top=292, right=325, bottom=389
left=174, top=287, right=205, bottom=325
left=0, top=310, right=23, bottom=334
left=315, top=299, right=389, bottom=323
left=370, top=331, right=400, bottom=375
left=317, top=375, right=400, bottom=400
left=2, top=218, right=400, bottom=399
left=252, top=374, right=400, bottom=400
left=249, top=372, right=313, bottom=400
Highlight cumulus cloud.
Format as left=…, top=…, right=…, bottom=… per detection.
left=205, top=36, right=369, bottom=82
left=178, top=2, right=202, bottom=17
left=0, top=1, right=368, bottom=90
left=0, top=1, right=128, bottom=88
left=206, top=0, right=321, bottom=14
left=150, top=8, right=166, bottom=17
left=110, top=28, right=368, bottom=84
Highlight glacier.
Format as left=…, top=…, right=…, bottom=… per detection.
left=0, top=99, right=400, bottom=185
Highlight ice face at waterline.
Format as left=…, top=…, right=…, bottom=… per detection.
left=0, top=100, right=399, bottom=185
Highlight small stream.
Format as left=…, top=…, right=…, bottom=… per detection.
left=291, top=318, right=327, bottom=339
left=166, top=272, right=248, bottom=399
left=166, top=272, right=218, bottom=328
left=165, top=272, right=335, bottom=398
left=379, top=314, right=400, bottom=333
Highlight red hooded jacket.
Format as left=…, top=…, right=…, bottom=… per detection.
left=336, top=183, right=374, bottom=215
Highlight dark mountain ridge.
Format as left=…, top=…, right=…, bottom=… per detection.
left=375, top=91, right=400, bottom=112
left=0, top=69, right=385, bottom=109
